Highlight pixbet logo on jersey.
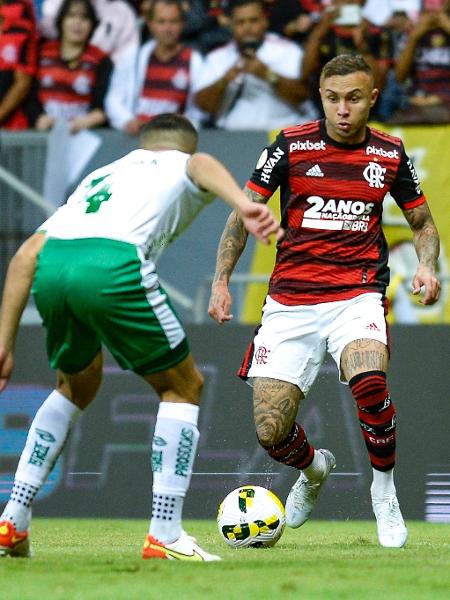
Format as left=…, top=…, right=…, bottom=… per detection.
left=302, top=196, right=375, bottom=232
left=366, top=145, right=399, bottom=159
left=289, top=140, right=326, bottom=152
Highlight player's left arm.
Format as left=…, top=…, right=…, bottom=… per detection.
left=0, top=232, right=46, bottom=392
left=401, top=202, right=441, bottom=305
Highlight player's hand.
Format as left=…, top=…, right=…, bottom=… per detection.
left=0, top=346, right=14, bottom=393
left=411, top=265, right=441, bottom=305
left=208, top=281, right=233, bottom=324
left=239, top=202, right=284, bottom=245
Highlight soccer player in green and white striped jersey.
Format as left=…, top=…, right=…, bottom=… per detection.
left=0, top=114, right=283, bottom=561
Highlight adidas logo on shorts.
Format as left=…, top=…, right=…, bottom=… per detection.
left=306, top=164, right=324, bottom=177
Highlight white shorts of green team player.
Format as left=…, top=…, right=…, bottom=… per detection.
left=0, top=114, right=282, bottom=561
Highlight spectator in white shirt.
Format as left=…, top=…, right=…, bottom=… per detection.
left=194, top=0, right=315, bottom=130
left=362, top=0, right=421, bottom=26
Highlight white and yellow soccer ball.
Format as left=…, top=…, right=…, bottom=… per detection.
left=217, top=485, right=285, bottom=549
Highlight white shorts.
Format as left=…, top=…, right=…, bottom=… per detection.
left=241, top=293, right=388, bottom=394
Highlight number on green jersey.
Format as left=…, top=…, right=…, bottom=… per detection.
left=85, top=174, right=112, bottom=213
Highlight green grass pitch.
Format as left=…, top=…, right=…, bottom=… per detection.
left=0, top=519, right=448, bottom=600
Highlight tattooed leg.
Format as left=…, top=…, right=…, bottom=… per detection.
left=340, top=338, right=388, bottom=382
left=253, top=377, right=303, bottom=446
left=253, top=378, right=315, bottom=470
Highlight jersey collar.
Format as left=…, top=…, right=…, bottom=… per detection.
left=319, top=118, right=370, bottom=150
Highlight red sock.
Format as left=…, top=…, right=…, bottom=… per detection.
left=259, top=422, right=315, bottom=470
left=349, top=371, right=396, bottom=472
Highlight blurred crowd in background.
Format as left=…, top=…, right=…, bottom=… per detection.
left=0, top=0, right=449, bottom=133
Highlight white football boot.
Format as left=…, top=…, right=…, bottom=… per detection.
left=372, top=494, right=408, bottom=548
left=285, top=449, right=336, bottom=528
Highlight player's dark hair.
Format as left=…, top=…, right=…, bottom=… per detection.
left=55, top=0, right=99, bottom=39
left=148, top=0, right=185, bottom=20
left=140, top=114, right=197, bottom=138
left=139, top=114, right=198, bottom=153
left=320, top=54, right=373, bottom=82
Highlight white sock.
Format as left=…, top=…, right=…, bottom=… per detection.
left=371, top=468, right=396, bottom=498
left=1, top=390, right=80, bottom=530
left=149, top=402, right=199, bottom=544
left=303, top=449, right=326, bottom=482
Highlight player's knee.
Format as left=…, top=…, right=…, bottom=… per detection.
left=56, top=353, right=103, bottom=410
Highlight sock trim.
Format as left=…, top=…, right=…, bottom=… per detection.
left=157, top=402, right=199, bottom=425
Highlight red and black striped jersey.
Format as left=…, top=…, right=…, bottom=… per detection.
left=37, top=40, right=112, bottom=121
left=247, top=119, right=425, bottom=305
left=1, top=0, right=36, bottom=35
left=136, top=46, right=193, bottom=121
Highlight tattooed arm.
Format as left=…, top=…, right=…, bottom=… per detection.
left=402, top=201, right=441, bottom=305
left=208, top=187, right=271, bottom=324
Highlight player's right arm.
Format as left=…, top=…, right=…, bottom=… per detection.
left=187, top=153, right=282, bottom=244
left=208, top=187, right=269, bottom=324
left=0, top=232, right=46, bottom=392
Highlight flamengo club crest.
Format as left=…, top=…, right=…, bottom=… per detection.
left=255, top=345, right=270, bottom=364
left=363, top=161, right=386, bottom=188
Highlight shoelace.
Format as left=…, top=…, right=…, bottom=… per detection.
left=375, top=497, right=403, bottom=528
left=292, top=477, right=321, bottom=502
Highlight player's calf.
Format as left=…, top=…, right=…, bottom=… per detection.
left=349, top=371, right=396, bottom=471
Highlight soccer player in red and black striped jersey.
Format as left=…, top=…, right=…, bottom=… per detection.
left=208, top=54, right=441, bottom=548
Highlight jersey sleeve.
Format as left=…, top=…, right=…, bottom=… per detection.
left=247, top=132, right=289, bottom=198
left=389, top=143, right=426, bottom=210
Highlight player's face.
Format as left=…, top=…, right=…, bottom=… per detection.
left=148, top=2, right=184, bottom=48
left=320, top=72, right=379, bottom=145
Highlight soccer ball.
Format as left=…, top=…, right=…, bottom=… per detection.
left=217, top=485, right=285, bottom=549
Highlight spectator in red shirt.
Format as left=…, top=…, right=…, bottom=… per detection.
left=301, top=0, right=394, bottom=116
left=106, top=0, right=204, bottom=134
left=393, top=0, right=450, bottom=123
left=0, top=0, right=37, bottom=129
left=29, top=0, right=112, bottom=133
